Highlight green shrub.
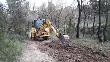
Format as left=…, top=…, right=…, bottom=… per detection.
left=107, top=24, right=110, bottom=41
left=0, top=31, right=24, bottom=62
left=66, top=25, right=75, bottom=38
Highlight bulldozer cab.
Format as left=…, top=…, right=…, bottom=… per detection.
left=31, top=18, right=51, bottom=40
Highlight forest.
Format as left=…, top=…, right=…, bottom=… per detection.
left=0, top=0, right=110, bottom=62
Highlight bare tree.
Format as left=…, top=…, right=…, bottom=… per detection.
left=76, top=0, right=82, bottom=38
left=93, top=13, right=96, bottom=34
left=103, top=0, right=109, bottom=41
left=97, top=0, right=102, bottom=42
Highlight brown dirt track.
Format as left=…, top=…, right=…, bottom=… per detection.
left=19, top=40, right=110, bottom=62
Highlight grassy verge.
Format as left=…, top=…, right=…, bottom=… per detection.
left=0, top=32, right=25, bottom=62
left=72, top=37, right=110, bottom=57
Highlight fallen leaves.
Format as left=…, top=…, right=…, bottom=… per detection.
left=37, top=40, right=110, bottom=62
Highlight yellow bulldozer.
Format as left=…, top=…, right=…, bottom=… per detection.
left=30, top=18, right=70, bottom=46
left=31, top=19, right=58, bottom=40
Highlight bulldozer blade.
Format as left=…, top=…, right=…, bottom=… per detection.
left=58, top=33, right=70, bottom=47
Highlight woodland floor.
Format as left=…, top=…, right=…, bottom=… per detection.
left=18, top=39, right=110, bottom=62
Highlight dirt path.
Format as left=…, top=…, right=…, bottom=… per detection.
left=18, top=40, right=56, bottom=62
left=37, top=40, right=110, bottom=62
left=18, top=40, right=110, bottom=62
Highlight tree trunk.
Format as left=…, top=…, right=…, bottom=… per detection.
left=76, top=0, right=82, bottom=38
left=83, top=13, right=86, bottom=37
left=103, top=0, right=108, bottom=42
left=69, top=18, right=72, bottom=36
left=87, top=15, right=89, bottom=29
left=93, top=14, right=96, bottom=34
left=64, top=17, right=66, bottom=34
left=97, top=0, right=102, bottom=42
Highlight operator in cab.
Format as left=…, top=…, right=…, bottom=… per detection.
left=34, top=16, right=43, bottom=31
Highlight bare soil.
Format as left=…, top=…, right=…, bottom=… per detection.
left=18, top=40, right=56, bottom=62
left=18, top=40, right=110, bottom=62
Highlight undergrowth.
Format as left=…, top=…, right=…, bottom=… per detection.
left=0, top=31, right=25, bottom=62
left=73, top=37, right=110, bottom=57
